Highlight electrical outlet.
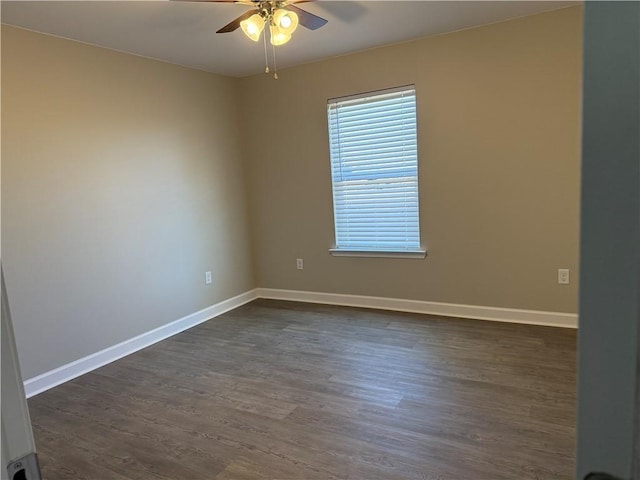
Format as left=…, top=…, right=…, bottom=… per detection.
left=296, top=258, right=304, bottom=270
left=205, top=271, right=212, bottom=285
left=558, top=268, right=570, bottom=285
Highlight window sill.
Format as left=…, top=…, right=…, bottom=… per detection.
left=329, top=249, right=427, bottom=259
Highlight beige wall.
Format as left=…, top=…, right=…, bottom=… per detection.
left=2, top=7, right=583, bottom=379
left=1, top=26, right=254, bottom=379
left=240, top=7, right=583, bottom=313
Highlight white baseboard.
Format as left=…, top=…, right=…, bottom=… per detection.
left=24, top=286, right=577, bottom=397
left=24, top=289, right=258, bottom=398
left=256, top=288, right=578, bottom=329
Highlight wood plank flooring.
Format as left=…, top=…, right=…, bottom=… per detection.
left=28, top=299, right=577, bottom=479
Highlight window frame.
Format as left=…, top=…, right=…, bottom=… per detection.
left=327, top=85, right=426, bottom=259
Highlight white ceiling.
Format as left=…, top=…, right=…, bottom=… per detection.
left=1, top=1, right=578, bottom=77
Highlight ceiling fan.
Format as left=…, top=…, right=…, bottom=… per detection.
left=175, top=0, right=328, bottom=46
left=174, top=0, right=328, bottom=79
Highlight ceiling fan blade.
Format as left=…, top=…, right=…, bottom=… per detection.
left=216, top=9, right=257, bottom=33
left=286, top=4, right=328, bottom=30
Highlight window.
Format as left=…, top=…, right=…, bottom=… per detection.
left=327, top=85, right=425, bottom=257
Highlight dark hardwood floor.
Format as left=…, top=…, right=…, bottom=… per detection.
left=28, top=299, right=576, bottom=479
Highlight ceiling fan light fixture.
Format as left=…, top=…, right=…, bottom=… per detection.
left=273, top=8, right=299, bottom=36
left=207, top=0, right=328, bottom=77
left=269, top=24, right=292, bottom=46
left=240, top=13, right=265, bottom=42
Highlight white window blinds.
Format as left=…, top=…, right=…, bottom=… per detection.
left=327, top=86, right=421, bottom=252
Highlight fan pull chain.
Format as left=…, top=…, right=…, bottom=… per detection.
left=263, top=30, right=270, bottom=74
left=271, top=42, right=278, bottom=80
